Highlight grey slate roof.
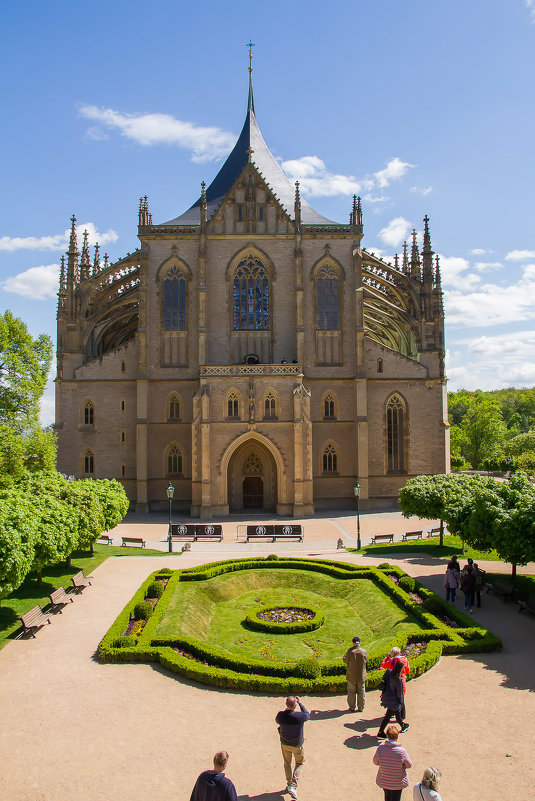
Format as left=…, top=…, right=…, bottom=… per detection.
left=160, top=79, right=337, bottom=226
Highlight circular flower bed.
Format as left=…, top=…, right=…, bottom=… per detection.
left=244, top=605, right=324, bottom=634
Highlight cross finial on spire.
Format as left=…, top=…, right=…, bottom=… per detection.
left=246, top=146, right=254, bottom=163
left=247, top=39, right=255, bottom=73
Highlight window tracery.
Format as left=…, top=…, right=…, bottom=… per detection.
left=167, top=444, right=183, bottom=475
left=83, top=449, right=95, bottom=475
left=168, top=394, right=181, bottom=420
left=243, top=452, right=263, bottom=475
left=387, top=394, right=406, bottom=472
left=264, top=391, right=276, bottom=418
left=322, top=443, right=338, bottom=473
left=84, top=401, right=94, bottom=427
left=233, top=255, right=269, bottom=330
left=227, top=392, right=239, bottom=418
left=163, top=265, right=186, bottom=330
left=324, top=394, right=336, bottom=418
left=316, top=264, right=339, bottom=330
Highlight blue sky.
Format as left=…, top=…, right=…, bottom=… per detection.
left=1, top=0, right=535, bottom=425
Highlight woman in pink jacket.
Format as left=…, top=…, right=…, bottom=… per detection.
left=373, top=725, right=412, bottom=801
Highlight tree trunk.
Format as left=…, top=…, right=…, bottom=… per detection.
left=512, top=562, right=517, bottom=581
left=439, top=519, right=444, bottom=548
left=90, top=541, right=94, bottom=555
left=462, top=539, right=465, bottom=556
left=66, top=554, right=71, bottom=568
left=37, top=570, right=42, bottom=587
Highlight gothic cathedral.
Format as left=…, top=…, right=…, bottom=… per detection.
left=55, top=65, right=449, bottom=516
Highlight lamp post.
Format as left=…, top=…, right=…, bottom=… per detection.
left=353, top=479, right=362, bottom=551
left=166, top=482, right=175, bottom=552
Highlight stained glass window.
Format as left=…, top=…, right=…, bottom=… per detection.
left=316, top=265, right=339, bottom=330
left=387, top=395, right=405, bottom=471
left=233, top=256, right=269, bottom=330
left=164, top=266, right=186, bottom=330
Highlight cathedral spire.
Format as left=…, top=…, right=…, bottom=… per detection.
left=246, top=39, right=255, bottom=114
left=294, top=181, right=301, bottom=230
left=58, top=255, right=67, bottom=316
left=80, top=230, right=91, bottom=280
left=200, top=181, right=207, bottom=231
left=66, top=214, right=79, bottom=284
left=394, top=253, right=399, bottom=271
left=93, top=243, right=101, bottom=274
left=410, top=229, right=421, bottom=280
left=402, top=240, right=409, bottom=275
left=422, top=214, right=434, bottom=284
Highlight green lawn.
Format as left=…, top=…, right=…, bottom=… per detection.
left=157, top=568, right=422, bottom=663
left=486, top=572, right=535, bottom=600
left=352, top=535, right=501, bottom=561
left=0, top=542, right=176, bottom=650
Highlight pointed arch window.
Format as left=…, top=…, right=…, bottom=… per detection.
left=387, top=394, right=406, bottom=472
left=83, top=449, right=95, bottom=476
left=163, top=265, right=186, bottom=330
left=168, top=394, right=181, bottom=421
left=322, top=444, right=338, bottom=473
left=264, top=391, right=277, bottom=418
left=316, top=265, right=339, bottom=330
left=167, top=445, right=183, bottom=476
left=233, top=255, right=269, bottom=330
left=228, top=392, right=239, bottom=418
left=84, top=401, right=94, bottom=427
left=324, top=394, right=336, bottom=419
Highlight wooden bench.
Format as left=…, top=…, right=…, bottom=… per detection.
left=486, top=577, right=514, bottom=601
left=426, top=526, right=441, bottom=538
left=49, top=587, right=74, bottom=612
left=246, top=524, right=303, bottom=542
left=517, top=595, right=535, bottom=616
left=121, top=536, right=146, bottom=548
left=98, top=534, right=114, bottom=545
left=402, top=530, right=423, bottom=541
left=369, top=533, right=395, bottom=545
left=71, top=570, right=94, bottom=592
left=20, top=605, right=52, bottom=637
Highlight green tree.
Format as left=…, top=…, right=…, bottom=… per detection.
left=0, top=311, right=52, bottom=429
left=0, top=490, right=37, bottom=603
left=458, top=395, right=506, bottom=468
left=84, top=478, right=130, bottom=533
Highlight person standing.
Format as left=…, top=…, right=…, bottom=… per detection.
left=412, top=767, right=442, bottom=800
left=460, top=565, right=476, bottom=613
left=377, top=660, right=409, bottom=738
left=472, top=562, right=485, bottom=608
left=190, top=751, right=238, bottom=801
left=373, top=725, right=412, bottom=801
left=380, top=647, right=410, bottom=719
left=343, top=635, right=368, bottom=711
left=443, top=566, right=458, bottom=604
left=275, top=695, right=310, bottom=799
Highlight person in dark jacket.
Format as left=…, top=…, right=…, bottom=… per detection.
left=275, top=695, right=310, bottom=799
left=377, top=660, right=409, bottom=739
left=460, top=565, right=476, bottom=613
left=190, top=751, right=238, bottom=801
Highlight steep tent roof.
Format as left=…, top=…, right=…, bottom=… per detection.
left=161, top=73, right=337, bottom=226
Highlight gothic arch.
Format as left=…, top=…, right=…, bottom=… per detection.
left=155, top=254, right=192, bottom=282
left=225, top=243, right=276, bottom=281
left=321, top=390, right=337, bottom=419
left=80, top=398, right=95, bottom=428
left=384, top=392, right=409, bottom=474
left=220, top=431, right=286, bottom=506
left=319, top=440, right=339, bottom=474
left=225, top=388, right=241, bottom=419
left=263, top=387, right=278, bottom=418
left=81, top=448, right=95, bottom=476
left=167, top=392, right=183, bottom=421
left=165, top=442, right=185, bottom=476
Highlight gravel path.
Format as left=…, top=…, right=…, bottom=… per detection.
left=0, top=525, right=533, bottom=801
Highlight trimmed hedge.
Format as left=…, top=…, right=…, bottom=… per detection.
left=98, top=557, right=502, bottom=692
left=244, top=605, right=324, bottom=634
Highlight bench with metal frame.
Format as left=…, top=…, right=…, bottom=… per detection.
left=71, top=570, right=94, bottom=592
left=98, top=534, right=114, bottom=545
left=369, top=533, right=395, bottom=545
left=517, top=595, right=535, bottom=616
left=245, top=524, right=303, bottom=542
left=486, top=577, right=514, bottom=602
left=49, top=587, right=74, bottom=613
left=20, top=605, right=52, bottom=637
left=402, top=530, right=423, bottom=541
left=170, top=524, right=223, bottom=541
left=425, top=526, right=442, bottom=538
left=121, top=536, right=146, bottom=548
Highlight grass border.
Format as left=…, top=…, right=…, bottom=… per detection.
left=98, top=558, right=502, bottom=693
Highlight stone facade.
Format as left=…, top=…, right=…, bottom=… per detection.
left=55, top=74, right=449, bottom=516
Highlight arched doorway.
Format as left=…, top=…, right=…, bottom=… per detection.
left=227, top=440, right=277, bottom=512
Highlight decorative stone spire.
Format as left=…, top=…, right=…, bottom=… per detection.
left=294, top=181, right=301, bottom=230
left=410, top=229, right=421, bottom=280
left=434, top=255, right=444, bottom=311
left=103, top=253, right=109, bottom=270
left=66, top=214, right=79, bottom=284
left=402, top=240, right=409, bottom=275
left=80, top=230, right=91, bottom=280
left=246, top=39, right=255, bottom=114
left=422, top=214, right=434, bottom=284
left=200, top=181, right=207, bottom=231
left=394, top=253, right=399, bottom=271
left=57, top=255, right=67, bottom=315
left=138, top=195, right=150, bottom=226
left=93, top=243, right=100, bottom=274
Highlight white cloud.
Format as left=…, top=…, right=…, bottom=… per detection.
left=474, top=261, right=502, bottom=272
left=470, top=248, right=487, bottom=255
left=410, top=186, right=432, bottom=196
left=1, top=264, right=59, bottom=300
left=378, top=217, right=412, bottom=248
left=79, top=104, right=235, bottom=163
left=505, top=249, right=535, bottom=261
left=374, top=158, right=414, bottom=188
left=0, top=222, right=118, bottom=252
left=525, top=1, right=535, bottom=20
left=281, top=156, right=367, bottom=197
left=444, top=263, right=535, bottom=326
left=446, top=331, right=535, bottom=391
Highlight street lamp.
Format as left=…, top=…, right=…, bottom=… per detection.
left=353, top=479, right=362, bottom=550
left=166, top=482, right=175, bottom=552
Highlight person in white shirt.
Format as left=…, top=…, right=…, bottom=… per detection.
left=413, top=767, right=442, bottom=800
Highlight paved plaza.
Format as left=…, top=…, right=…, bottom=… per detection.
left=0, top=511, right=534, bottom=801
